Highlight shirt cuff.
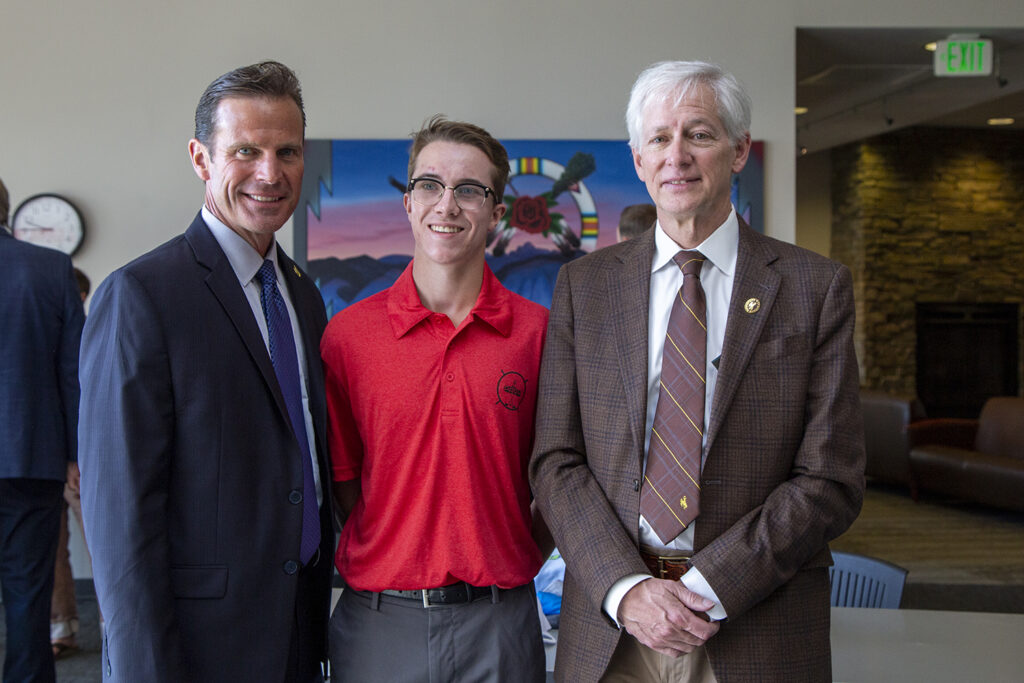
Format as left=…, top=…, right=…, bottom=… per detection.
left=603, top=567, right=728, bottom=627
left=681, top=567, right=728, bottom=621
left=603, top=574, right=650, bottom=627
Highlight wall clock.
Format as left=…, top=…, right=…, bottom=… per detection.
left=12, top=193, right=85, bottom=255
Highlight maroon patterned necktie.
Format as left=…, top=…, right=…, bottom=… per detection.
left=641, top=250, right=707, bottom=544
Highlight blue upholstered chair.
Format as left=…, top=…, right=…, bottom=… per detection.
left=829, top=551, right=908, bottom=608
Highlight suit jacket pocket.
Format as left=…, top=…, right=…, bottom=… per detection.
left=754, top=332, right=810, bottom=361
left=170, top=564, right=228, bottom=599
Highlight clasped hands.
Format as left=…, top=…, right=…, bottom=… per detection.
left=618, top=577, right=719, bottom=657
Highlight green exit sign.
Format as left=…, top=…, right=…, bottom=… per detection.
left=934, top=37, right=994, bottom=77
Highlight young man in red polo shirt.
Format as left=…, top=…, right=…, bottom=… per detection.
left=321, top=115, right=550, bottom=682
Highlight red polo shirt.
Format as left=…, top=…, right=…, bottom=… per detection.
left=321, top=262, right=548, bottom=591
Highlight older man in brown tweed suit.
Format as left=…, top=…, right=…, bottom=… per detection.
left=530, top=61, right=865, bottom=682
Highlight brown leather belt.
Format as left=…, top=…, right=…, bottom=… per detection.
left=640, top=550, right=691, bottom=581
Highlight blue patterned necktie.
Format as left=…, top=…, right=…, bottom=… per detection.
left=256, top=259, right=320, bottom=564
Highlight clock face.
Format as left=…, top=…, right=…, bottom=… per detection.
left=12, top=193, right=85, bottom=255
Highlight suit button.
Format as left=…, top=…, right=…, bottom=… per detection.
left=289, top=489, right=303, bottom=505
left=284, top=560, right=299, bottom=575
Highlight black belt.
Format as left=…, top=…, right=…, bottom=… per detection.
left=365, top=582, right=504, bottom=607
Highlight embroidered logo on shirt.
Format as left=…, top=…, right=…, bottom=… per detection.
left=496, top=370, right=527, bottom=411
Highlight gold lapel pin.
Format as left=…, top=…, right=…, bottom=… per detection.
left=744, top=297, right=760, bottom=314
left=293, top=264, right=302, bottom=278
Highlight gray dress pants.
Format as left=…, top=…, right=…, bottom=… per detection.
left=329, top=582, right=544, bottom=683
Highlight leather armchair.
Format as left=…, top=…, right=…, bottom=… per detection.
left=909, top=397, right=1024, bottom=512
left=860, top=390, right=927, bottom=492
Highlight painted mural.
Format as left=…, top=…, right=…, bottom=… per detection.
left=296, top=139, right=764, bottom=316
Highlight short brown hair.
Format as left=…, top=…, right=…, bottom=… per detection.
left=618, top=204, right=657, bottom=241
left=407, top=115, right=509, bottom=202
left=73, top=268, right=91, bottom=297
left=194, top=61, right=305, bottom=150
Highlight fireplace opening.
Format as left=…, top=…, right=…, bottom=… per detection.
left=915, top=303, right=1019, bottom=418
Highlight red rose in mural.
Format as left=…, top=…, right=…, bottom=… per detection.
left=510, top=196, right=551, bottom=234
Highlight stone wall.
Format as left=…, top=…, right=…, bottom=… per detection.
left=830, top=126, right=1024, bottom=397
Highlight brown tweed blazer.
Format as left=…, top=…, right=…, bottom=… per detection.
left=529, top=221, right=865, bottom=682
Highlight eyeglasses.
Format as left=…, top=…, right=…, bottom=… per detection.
left=407, top=177, right=495, bottom=211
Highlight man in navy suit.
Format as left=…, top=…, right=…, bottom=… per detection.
left=79, top=62, right=333, bottom=682
left=0, top=176, right=85, bottom=683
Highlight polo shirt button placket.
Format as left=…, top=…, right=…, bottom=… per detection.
left=440, top=341, right=457, bottom=415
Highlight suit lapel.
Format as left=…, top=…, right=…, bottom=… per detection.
left=609, top=233, right=655, bottom=465
left=184, top=215, right=291, bottom=422
left=705, top=222, right=780, bottom=453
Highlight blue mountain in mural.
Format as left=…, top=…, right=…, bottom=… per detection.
left=309, top=243, right=582, bottom=317
left=487, top=243, right=579, bottom=309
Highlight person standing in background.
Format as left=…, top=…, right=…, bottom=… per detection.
left=0, top=175, right=85, bottom=683
left=617, top=203, right=658, bottom=242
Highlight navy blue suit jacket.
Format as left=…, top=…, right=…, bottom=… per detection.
left=0, top=228, right=83, bottom=480
left=79, top=215, right=333, bottom=682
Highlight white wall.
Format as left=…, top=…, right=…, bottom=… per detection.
left=5, top=0, right=1024, bottom=577
left=7, top=0, right=1022, bottom=294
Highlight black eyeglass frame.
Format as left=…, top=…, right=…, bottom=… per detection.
left=406, top=177, right=496, bottom=208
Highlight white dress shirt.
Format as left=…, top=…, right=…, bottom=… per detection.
left=202, top=207, right=323, bottom=505
left=603, top=207, right=740, bottom=624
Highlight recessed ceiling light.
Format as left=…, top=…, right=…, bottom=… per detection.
left=988, top=117, right=1015, bottom=126
left=795, top=106, right=809, bottom=115
left=924, top=41, right=938, bottom=52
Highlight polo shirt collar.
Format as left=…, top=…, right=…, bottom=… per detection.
left=387, top=261, right=513, bottom=338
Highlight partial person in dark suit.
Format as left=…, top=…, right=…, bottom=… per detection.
left=530, top=61, right=865, bottom=682
left=79, top=61, right=333, bottom=683
left=0, top=176, right=85, bottom=683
